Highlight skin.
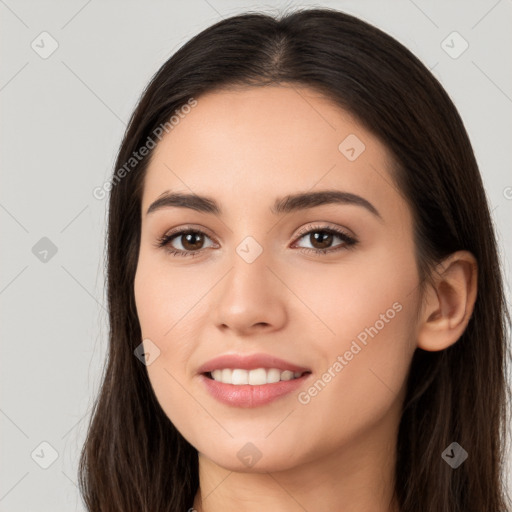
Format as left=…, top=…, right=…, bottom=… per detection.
left=133, top=85, right=478, bottom=512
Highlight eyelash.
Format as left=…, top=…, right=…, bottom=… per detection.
left=154, top=224, right=358, bottom=258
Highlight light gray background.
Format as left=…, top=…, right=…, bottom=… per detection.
left=1, top=1, right=511, bottom=510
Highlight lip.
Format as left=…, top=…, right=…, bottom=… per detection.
left=199, top=373, right=311, bottom=408
left=197, top=352, right=310, bottom=374
left=197, top=353, right=312, bottom=408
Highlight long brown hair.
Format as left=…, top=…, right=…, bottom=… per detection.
left=78, top=7, right=511, bottom=511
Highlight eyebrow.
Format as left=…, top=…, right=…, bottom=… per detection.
left=146, top=190, right=382, bottom=220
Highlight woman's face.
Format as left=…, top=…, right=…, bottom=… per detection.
left=134, top=85, right=421, bottom=472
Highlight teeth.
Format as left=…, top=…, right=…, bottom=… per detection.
left=221, top=368, right=232, bottom=382
left=209, top=368, right=304, bottom=385
left=248, top=368, right=267, bottom=385
left=281, top=370, right=294, bottom=381
left=232, top=369, right=248, bottom=385
left=267, top=368, right=281, bottom=383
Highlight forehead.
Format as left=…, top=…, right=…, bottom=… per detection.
left=141, top=85, right=400, bottom=219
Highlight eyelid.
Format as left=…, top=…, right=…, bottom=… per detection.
left=153, top=224, right=220, bottom=252
left=154, top=221, right=359, bottom=259
left=293, top=222, right=354, bottom=239
left=157, top=222, right=353, bottom=245
left=290, top=223, right=357, bottom=252
left=160, top=223, right=217, bottom=241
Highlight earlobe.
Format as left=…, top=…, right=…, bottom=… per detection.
left=417, top=251, right=478, bottom=352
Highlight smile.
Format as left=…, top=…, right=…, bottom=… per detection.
left=207, top=368, right=306, bottom=385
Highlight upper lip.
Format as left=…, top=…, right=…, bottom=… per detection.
left=197, top=353, right=311, bottom=374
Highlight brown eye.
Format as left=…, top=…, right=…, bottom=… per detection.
left=179, top=231, right=206, bottom=251
left=304, top=231, right=335, bottom=250
left=155, top=224, right=357, bottom=258
left=293, top=226, right=357, bottom=254
left=155, top=229, right=216, bottom=257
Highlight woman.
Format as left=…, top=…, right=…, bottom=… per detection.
left=78, top=7, right=511, bottom=511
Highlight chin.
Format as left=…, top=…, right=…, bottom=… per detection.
left=206, top=452, right=302, bottom=474
left=195, top=436, right=309, bottom=474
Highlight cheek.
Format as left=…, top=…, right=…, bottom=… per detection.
left=299, top=249, right=419, bottom=431
left=134, top=258, right=208, bottom=439
left=292, top=294, right=418, bottom=458
left=287, top=240, right=418, bottom=344
left=133, top=249, right=216, bottom=379
left=290, top=244, right=419, bottom=408
left=134, top=250, right=209, bottom=349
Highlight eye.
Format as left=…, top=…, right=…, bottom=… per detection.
left=154, top=228, right=217, bottom=258
left=154, top=223, right=358, bottom=257
left=292, top=224, right=357, bottom=255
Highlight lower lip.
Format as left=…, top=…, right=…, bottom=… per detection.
left=199, top=373, right=310, bottom=408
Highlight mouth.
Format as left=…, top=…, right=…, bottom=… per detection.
left=204, top=368, right=311, bottom=385
left=197, top=353, right=312, bottom=407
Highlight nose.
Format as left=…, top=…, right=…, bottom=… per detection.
left=212, top=249, right=288, bottom=336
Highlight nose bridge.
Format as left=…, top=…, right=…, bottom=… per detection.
left=212, top=232, right=287, bottom=332
left=223, top=210, right=272, bottom=277
left=225, top=236, right=273, bottom=301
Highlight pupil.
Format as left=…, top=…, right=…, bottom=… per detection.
left=183, top=232, right=203, bottom=250
left=312, top=232, right=332, bottom=249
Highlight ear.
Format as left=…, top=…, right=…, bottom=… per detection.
left=417, top=251, right=478, bottom=351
